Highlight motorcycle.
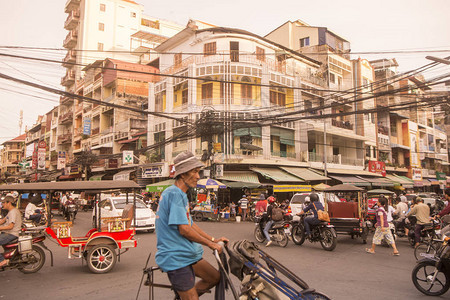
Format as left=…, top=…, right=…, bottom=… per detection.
left=254, top=215, right=290, bottom=247
left=64, top=199, right=78, bottom=223
left=412, top=235, right=450, bottom=296
left=0, top=231, right=50, bottom=274
left=291, top=214, right=337, bottom=251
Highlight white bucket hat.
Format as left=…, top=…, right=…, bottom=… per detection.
left=173, top=151, right=204, bottom=177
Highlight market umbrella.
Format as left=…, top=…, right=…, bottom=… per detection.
left=367, top=189, right=395, bottom=195
left=197, top=178, right=226, bottom=189
left=312, top=183, right=330, bottom=191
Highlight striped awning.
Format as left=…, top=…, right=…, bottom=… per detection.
left=329, top=175, right=371, bottom=187
left=216, top=171, right=260, bottom=184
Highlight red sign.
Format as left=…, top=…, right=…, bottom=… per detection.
left=32, top=151, right=38, bottom=169
left=368, top=161, right=386, bottom=177
left=38, top=140, right=47, bottom=149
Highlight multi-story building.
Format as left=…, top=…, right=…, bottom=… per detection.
left=0, top=134, right=26, bottom=182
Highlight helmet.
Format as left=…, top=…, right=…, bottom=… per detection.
left=268, top=196, right=276, bottom=203
left=309, top=193, right=319, bottom=202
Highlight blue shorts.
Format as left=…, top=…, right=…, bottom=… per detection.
left=167, top=264, right=196, bottom=292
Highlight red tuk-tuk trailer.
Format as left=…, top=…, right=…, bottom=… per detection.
left=0, top=180, right=140, bottom=274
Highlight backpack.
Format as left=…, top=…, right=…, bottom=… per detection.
left=272, top=207, right=284, bottom=221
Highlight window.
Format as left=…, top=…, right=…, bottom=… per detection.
left=100, top=3, right=105, bottom=11
left=241, top=77, right=252, bottom=104
left=99, top=23, right=105, bottom=31
left=155, top=93, right=164, bottom=112
left=256, top=47, right=265, bottom=61
left=300, top=37, right=310, bottom=47
left=329, top=73, right=335, bottom=83
left=131, top=12, right=136, bottom=18
left=338, top=76, right=342, bottom=86
left=174, top=53, right=182, bottom=67
left=182, top=89, right=188, bottom=105
left=97, top=43, right=104, bottom=51
left=270, top=88, right=286, bottom=106
left=230, top=41, right=239, bottom=62
left=202, top=83, right=213, bottom=104
left=204, top=42, right=216, bottom=56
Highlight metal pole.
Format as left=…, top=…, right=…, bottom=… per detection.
left=97, top=192, right=101, bottom=232
left=133, top=188, right=136, bottom=228
left=323, top=120, right=327, bottom=178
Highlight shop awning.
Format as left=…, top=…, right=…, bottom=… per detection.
left=329, top=175, right=371, bottom=187
left=118, top=137, right=140, bottom=144
left=280, top=167, right=330, bottom=181
left=428, top=178, right=440, bottom=185
left=390, top=143, right=410, bottom=150
left=146, top=179, right=175, bottom=192
left=392, top=174, right=415, bottom=189
left=250, top=167, right=304, bottom=182
left=58, top=174, right=82, bottom=180
left=216, top=171, right=260, bottom=184
left=113, top=169, right=135, bottom=181
left=222, top=181, right=261, bottom=189
left=273, top=185, right=312, bottom=192
left=89, top=173, right=106, bottom=181
left=233, top=127, right=262, bottom=137
left=240, top=143, right=263, bottom=151
left=323, top=168, right=383, bottom=177
left=357, top=176, right=394, bottom=187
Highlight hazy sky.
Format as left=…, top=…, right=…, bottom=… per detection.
left=0, top=0, right=449, bottom=145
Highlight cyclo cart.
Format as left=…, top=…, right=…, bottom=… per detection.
left=323, top=184, right=370, bottom=244
left=0, top=180, right=140, bottom=274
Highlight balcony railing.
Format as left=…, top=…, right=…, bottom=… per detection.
left=271, top=151, right=296, bottom=159
left=64, top=9, right=80, bottom=30
left=378, top=124, right=389, bottom=135
left=58, top=132, right=72, bottom=144
left=64, top=0, right=81, bottom=13
left=62, top=50, right=76, bottom=67
left=59, top=110, right=73, bottom=124
left=332, top=119, right=353, bottom=130
left=61, top=70, right=75, bottom=86
left=63, top=29, right=78, bottom=48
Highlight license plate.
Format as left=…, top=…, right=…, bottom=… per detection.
left=137, top=220, right=146, bottom=226
left=420, top=253, right=434, bottom=259
left=284, top=228, right=290, bottom=234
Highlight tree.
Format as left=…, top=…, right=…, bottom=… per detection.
left=73, top=150, right=99, bottom=181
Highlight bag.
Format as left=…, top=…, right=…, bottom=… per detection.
left=271, top=207, right=283, bottom=221
left=313, top=203, right=330, bottom=222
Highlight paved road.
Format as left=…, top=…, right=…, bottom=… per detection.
left=1, top=211, right=448, bottom=299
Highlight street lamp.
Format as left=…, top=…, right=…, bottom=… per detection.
left=425, top=56, right=450, bottom=65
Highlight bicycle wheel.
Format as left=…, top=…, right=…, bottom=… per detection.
left=414, top=243, right=436, bottom=260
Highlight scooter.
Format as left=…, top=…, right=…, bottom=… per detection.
left=64, top=199, right=78, bottom=223
left=291, top=213, right=337, bottom=251
left=0, top=230, right=51, bottom=274
left=412, top=235, right=450, bottom=296
left=254, top=215, right=290, bottom=247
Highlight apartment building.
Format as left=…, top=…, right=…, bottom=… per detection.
left=0, top=134, right=26, bottom=183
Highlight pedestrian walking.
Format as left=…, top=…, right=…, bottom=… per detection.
left=238, top=195, right=249, bottom=221
left=366, top=197, right=399, bottom=256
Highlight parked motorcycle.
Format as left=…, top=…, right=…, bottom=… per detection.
left=412, top=235, right=450, bottom=296
left=254, top=215, right=290, bottom=247
left=0, top=231, right=50, bottom=274
left=291, top=214, right=337, bottom=251
left=64, top=199, right=78, bottom=223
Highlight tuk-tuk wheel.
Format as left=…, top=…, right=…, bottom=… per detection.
left=194, top=212, right=203, bottom=222
left=86, top=244, right=117, bottom=274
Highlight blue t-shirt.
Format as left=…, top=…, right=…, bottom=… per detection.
left=303, top=201, right=324, bottom=219
left=155, top=185, right=204, bottom=272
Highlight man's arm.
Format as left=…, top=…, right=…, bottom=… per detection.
left=406, top=205, right=417, bottom=217
left=178, top=224, right=222, bottom=253
left=0, top=218, right=6, bottom=225
left=0, top=221, right=14, bottom=231
left=437, top=203, right=450, bottom=218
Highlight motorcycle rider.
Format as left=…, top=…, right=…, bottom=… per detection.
left=435, top=188, right=450, bottom=236
left=0, top=194, right=22, bottom=268
left=255, top=194, right=268, bottom=217
left=298, top=193, right=322, bottom=239
left=406, top=196, right=431, bottom=248
left=263, top=196, right=277, bottom=247
left=394, top=194, right=409, bottom=236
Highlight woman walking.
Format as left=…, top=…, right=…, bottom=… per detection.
left=366, top=197, right=400, bottom=256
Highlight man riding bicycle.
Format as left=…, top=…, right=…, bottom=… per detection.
left=155, top=151, right=228, bottom=300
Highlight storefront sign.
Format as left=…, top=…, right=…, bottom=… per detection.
left=57, top=151, right=66, bottom=170
left=412, top=168, right=422, bottom=181
left=215, top=164, right=223, bottom=177
left=141, top=163, right=168, bottom=178
left=436, top=172, right=447, bottom=180
left=123, top=150, right=133, bottom=164
left=37, top=141, right=46, bottom=170
left=83, top=117, right=91, bottom=135
left=32, top=144, right=38, bottom=169
left=213, top=143, right=222, bottom=152
left=70, top=165, right=80, bottom=174
left=368, top=161, right=386, bottom=177
left=273, top=185, right=312, bottom=193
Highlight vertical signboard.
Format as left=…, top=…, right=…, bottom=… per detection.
left=37, top=140, right=46, bottom=170
left=123, top=150, right=134, bottom=164
left=57, top=151, right=66, bottom=170
left=32, top=144, right=38, bottom=169
left=83, top=117, right=92, bottom=135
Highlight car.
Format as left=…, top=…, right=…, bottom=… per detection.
left=92, top=196, right=155, bottom=232
left=288, top=192, right=341, bottom=216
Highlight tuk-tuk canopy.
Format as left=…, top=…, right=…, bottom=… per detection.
left=0, top=180, right=140, bottom=192
left=323, top=184, right=364, bottom=192
left=367, top=189, right=395, bottom=195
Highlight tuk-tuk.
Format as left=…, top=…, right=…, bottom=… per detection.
left=0, top=180, right=140, bottom=274
left=323, top=184, right=370, bottom=244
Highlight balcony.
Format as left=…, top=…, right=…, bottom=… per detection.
left=377, top=124, right=389, bottom=135
left=64, top=0, right=80, bottom=13
left=59, top=110, right=73, bottom=124
left=58, top=132, right=72, bottom=145
left=271, top=151, right=296, bottom=159
left=332, top=119, right=354, bottom=130
left=61, top=70, right=75, bottom=86
left=64, top=9, right=79, bottom=30
left=63, top=29, right=78, bottom=49
left=62, top=50, right=76, bottom=67
left=114, top=119, right=147, bottom=141
left=91, top=127, right=100, bottom=136
left=60, top=95, right=73, bottom=105
left=73, top=127, right=83, bottom=141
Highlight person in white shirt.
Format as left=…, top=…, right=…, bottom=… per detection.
left=25, top=194, right=44, bottom=224
left=238, top=195, right=249, bottom=221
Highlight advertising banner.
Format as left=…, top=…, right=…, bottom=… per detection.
left=37, top=141, right=47, bottom=170
left=57, top=151, right=66, bottom=170
left=368, top=161, right=386, bottom=177
left=141, top=163, right=168, bottom=178
left=83, top=117, right=91, bottom=135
